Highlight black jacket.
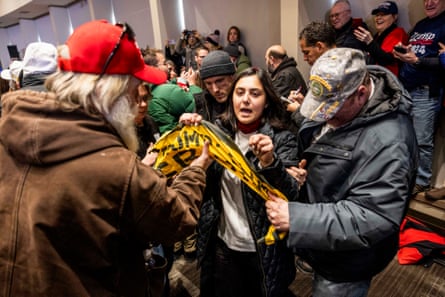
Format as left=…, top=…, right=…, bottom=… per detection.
left=335, top=18, right=369, bottom=53
left=197, top=121, right=300, bottom=297
left=194, top=91, right=227, bottom=123
left=269, top=56, right=307, bottom=98
left=288, top=66, right=418, bottom=282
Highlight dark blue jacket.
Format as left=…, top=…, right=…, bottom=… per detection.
left=399, top=11, right=445, bottom=96
left=197, top=121, right=299, bottom=297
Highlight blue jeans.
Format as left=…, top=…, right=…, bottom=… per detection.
left=312, top=273, right=371, bottom=297
left=410, top=87, right=441, bottom=186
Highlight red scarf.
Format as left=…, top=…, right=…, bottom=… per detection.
left=237, top=119, right=261, bottom=134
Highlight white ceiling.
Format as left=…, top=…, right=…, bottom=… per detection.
left=0, top=0, right=79, bottom=28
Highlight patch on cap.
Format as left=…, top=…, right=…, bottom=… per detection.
left=300, top=48, right=367, bottom=122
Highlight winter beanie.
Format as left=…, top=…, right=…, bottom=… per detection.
left=200, top=50, right=235, bottom=80
left=206, top=30, right=220, bottom=46
left=223, top=44, right=240, bottom=58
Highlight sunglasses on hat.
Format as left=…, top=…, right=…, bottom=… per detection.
left=99, top=22, right=135, bottom=79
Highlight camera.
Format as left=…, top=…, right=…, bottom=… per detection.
left=182, top=29, right=195, bottom=39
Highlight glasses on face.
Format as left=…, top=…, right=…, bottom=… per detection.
left=99, top=22, right=135, bottom=79
left=329, top=10, right=348, bottom=19
left=136, top=83, right=151, bottom=106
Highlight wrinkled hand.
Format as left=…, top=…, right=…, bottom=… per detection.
left=249, top=134, right=274, bottom=168
left=189, top=141, right=213, bottom=170
left=142, top=143, right=158, bottom=166
left=353, top=26, right=373, bottom=45
left=286, top=159, right=307, bottom=186
left=289, top=91, right=304, bottom=104
left=392, top=43, right=418, bottom=64
left=181, top=68, right=197, bottom=86
left=266, top=192, right=290, bottom=232
left=286, top=91, right=304, bottom=112
left=179, top=113, right=202, bottom=126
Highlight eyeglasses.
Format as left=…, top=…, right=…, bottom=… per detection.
left=99, top=22, right=135, bottom=79
left=329, top=10, right=349, bottom=19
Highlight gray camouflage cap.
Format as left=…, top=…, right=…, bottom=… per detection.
left=300, top=48, right=367, bottom=122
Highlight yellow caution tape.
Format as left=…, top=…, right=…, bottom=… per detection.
left=152, top=121, right=288, bottom=245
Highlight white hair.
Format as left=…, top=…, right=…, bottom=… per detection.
left=45, top=70, right=140, bottom=152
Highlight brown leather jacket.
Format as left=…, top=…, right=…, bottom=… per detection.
left=0, top=90, right=206, bottom=296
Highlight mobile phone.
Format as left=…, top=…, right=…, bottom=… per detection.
left=351, top=19, right=363, bottom=30
left=394, top=45, right=407, bottom=54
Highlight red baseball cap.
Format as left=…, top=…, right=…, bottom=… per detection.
left=59, top=20, right=167, bottom=85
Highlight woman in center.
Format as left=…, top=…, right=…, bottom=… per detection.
left=180, top=67, right=301, bottom=297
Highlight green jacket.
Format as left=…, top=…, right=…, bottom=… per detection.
left=149, top=83, right=201, bottom=135
left=236, top=54, right=251, bottom=74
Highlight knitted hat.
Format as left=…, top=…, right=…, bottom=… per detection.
left=200, top=50, right=235, bottom=80
left=22, top=42, right=58, bottom=77
left=206, top=30, right=220, bottom=47
left=58, top=20, right=167, bottom=84
left=223, top=45, right=240, bottom=58
left=300, top=48, right=367, bottom=122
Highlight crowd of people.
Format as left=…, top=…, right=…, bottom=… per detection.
left=0, top=0, right=444, bottom=296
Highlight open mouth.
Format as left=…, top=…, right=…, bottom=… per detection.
left=239, top=108, right=252, bottom=116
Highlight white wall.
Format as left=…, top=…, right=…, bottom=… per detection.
left=112, top=0, right=155, bottom=50
left=0, top=0, right=427, bottom=76
left=35, top=14, right=57, bottom=45
left=0, top=0, right=281, bottom=70
left=68, top=1, right=92, bottom=30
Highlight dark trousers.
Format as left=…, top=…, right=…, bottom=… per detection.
left=200, top=238, right=265, bottom=297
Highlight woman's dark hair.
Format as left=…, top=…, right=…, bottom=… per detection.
left=219, top=67, right=291, bottom=133
left=227, top=25, right=241, bottom=43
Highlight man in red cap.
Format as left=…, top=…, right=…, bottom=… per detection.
left=0, top=20, right=213, bottom=296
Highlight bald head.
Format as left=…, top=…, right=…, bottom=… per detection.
left=265, top=45, right=288, bottom=73
left=266, top=45, right=287, bottom=59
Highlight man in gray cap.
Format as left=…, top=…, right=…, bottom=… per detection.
left=265, top=48, right=418, bottom=296
left=194, top=50, right=236, bottom=122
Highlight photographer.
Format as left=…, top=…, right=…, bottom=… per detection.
left=175, top=29, right=204, bottom=71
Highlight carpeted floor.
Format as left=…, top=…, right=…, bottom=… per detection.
left=169, top=255, right=445, bottom=297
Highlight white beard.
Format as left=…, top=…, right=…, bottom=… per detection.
left=105, top=96, right=139, bottom=152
